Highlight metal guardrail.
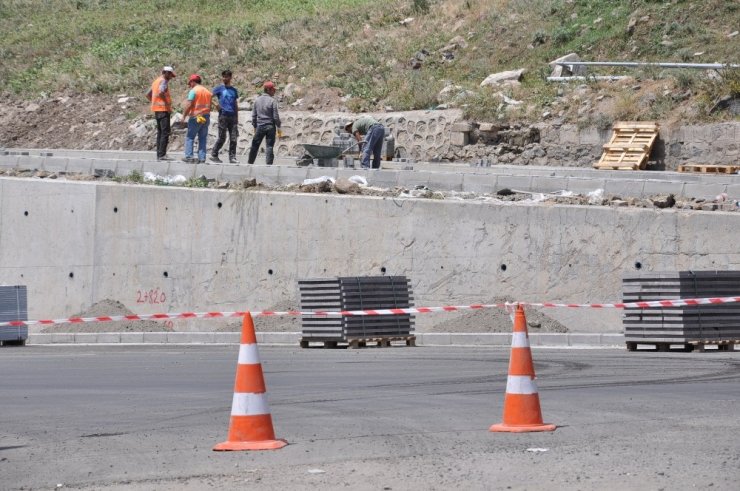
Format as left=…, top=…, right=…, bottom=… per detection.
left=553, top=62, right=739, bottom=69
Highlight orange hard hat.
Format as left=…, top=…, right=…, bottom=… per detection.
left=263, top=81, right=275, bottom=90
left=188, top=74, right=202, bottom=84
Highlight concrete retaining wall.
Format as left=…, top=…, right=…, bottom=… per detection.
left=1, top=177, right=738, bottom=334
left=264, top=111, right=739, bottom=168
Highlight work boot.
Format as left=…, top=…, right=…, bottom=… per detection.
left=157, top=155, right=173, bottom=161
left=229, top=157, right=238, bottom=164
left=210, top=155, right=222, bottom=163
left=183, top=156, right=198, bottom=163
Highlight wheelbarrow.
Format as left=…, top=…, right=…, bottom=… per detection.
left=299, top=142, right=361, bottom=167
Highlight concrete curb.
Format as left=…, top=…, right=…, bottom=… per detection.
left=27, top=332, right=626, bottom=348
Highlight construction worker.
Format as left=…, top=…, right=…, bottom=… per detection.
left=181, top=74, right=213, bottom=164
left=210, top=69, right=240, bottom=164
left=146, top=66, right=176, bottom=161
left=248, top=81, right=281, bottom=165
left=345, top=116, right=385, bottom=169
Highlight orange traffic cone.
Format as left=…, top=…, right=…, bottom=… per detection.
left=213, top=312, right=288, bottom=451
left=490, top=304, right=556, bottom=433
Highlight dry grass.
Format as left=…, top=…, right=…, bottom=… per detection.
left=0, top=0, right=738, bottom=124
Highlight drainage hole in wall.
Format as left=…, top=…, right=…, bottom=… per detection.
left=268, top=269, right=274, bottom=275
left=270, top=202, right=273, bottom=206
left=440, top=266, right=444, bottom=270
left=380, top=267, right=387, bottom=274
left=500, top=264, right=507, bottom=272
left=69, top=272, right=74, bottom=279
left=113, top=207, right=118, bottom=213
left=634, top=261, right=642, bottom=270
left=163, top=271, right=169, bottom=278
left=24, top=211, right=28, bottom=216
left=217, top=202, right=222, bottom=209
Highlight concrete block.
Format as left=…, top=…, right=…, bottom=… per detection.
left=95, top=332, right=122, bottom=344
left=366, top=169, right=398, bottom=189
left=49, top=332, right=75, bottom=344
left=529, top=333, right=568, bottom=346
left=120, top=332, right=145, bottom=343
left=253, top=165, right=281, bottom=186
left=416, top=333, right=451, bottom=346
left=450, top=132, right=469, bottom=146
left=684, top=182, right=729, bottom=200
left=461, top=173, right=497, bottom=194
left=568, top=333, right=602, bottom=346
left=166, top=161, right=198, bottom=179
left=261, top=332, right=301, bottom=345
left=112, top=160, right=144, bottom=177
left=530, top=176, right=570, bottom=193
left=213, top=332, right=240, bottom=344
left=173, top=332, right=215, bottom=344
left=143, top=332, right=168, bottom=343
left=451, top=122, right=473, bottom=132
left=601, top=333, right=625, bottom=347
left=192, top=162, right=223, bottom=181
left=41, top=157, right=69, bottom=174
left=494, top=174, right=534, bottom=191
left=27, top=333, right=53, bottom=344
left=642, top=180, right=686, bottom=198
left=566, top=177, right=607, bottom=195
left=396, top=170, right=430, bottom=189
left=603, top=179, right=645, bottom=198
left=219, top=165, right=253, bottom=184
left=427, top=172, right=464, bottom=192
left=449, top=333, right=510, bottom=346
left=278, top=166, right=311, bottom=185
left=72, top=333, right=97, bottom=344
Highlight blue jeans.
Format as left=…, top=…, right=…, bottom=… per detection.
left=185, top=114, right=210, bottom=161
left=361, top=124, right=384, bottom=169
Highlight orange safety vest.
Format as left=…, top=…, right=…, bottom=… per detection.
left=191, top=85, right=212, bottom=115
left=150, top=76, right=172, bottom=113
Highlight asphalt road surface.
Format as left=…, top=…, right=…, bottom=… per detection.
left=1, top=345, right=739, bottom=490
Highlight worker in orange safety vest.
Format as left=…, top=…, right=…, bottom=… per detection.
left=146, top=66, right=176, bottom=161
left=181, top=74, right=213, bottom=164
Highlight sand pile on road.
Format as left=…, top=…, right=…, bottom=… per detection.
left=41, top=299, right=170, bottom=333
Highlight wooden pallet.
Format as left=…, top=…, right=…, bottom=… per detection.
left=626, top=341, right=736, bottom=352
left=677, top=163, right=740, bottom=174
left=593, top=121, right=659, bottom=170
left=299, top=336, right=416, bottom=349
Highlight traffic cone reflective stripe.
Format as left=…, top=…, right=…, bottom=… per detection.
left=213, top=312, right=288, bottom=451
left=490, top=305, right=556, bottom=433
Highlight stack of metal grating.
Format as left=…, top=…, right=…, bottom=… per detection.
left=298, top=276, right=414, bottom=347
left=623, top=271, right=740, bottom=350
left=0, top=285, right=28, bottom=346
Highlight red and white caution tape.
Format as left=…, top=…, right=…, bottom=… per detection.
left=1, top=296, right=739, bottom=328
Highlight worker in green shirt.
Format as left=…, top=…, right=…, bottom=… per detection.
left=345, top=116, right=385, bottom=169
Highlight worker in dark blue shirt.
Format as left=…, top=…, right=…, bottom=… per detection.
left=210, top=70, right=240, bottom=164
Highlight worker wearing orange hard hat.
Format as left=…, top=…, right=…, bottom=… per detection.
left=247, top=81, right=281, bottom=165
left=181, top=74, right=213, bottom=164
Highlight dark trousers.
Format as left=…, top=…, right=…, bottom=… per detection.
left=155, top=111, right=171, bottom=158
left=248, top=124, right=276, bottom=165
left=212, top=113, right=239, bottom=159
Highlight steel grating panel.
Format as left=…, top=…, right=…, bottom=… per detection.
left=298, top=276, right=414, bottom=343
left=0, top=285, right=28, bottom=343
left=622, top=272, right=740, bottom=345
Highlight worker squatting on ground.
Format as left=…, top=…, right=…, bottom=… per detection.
left=146, top=66, right=176, bottom=161
left=345, top=116, right=385, bottom=169
left=181, top=74, right=213, bottom=163
left=248, top=81, right=281, bottom=165
left=210, top=70, right=239, bottom=164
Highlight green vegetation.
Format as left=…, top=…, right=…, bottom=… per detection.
left=0, top=0, right=738, bottom=123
